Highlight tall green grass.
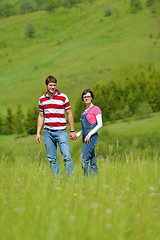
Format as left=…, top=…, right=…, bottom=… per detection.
left=0, top=153, right=160, bottom=240
left=1, top=113, right=160, bottom=239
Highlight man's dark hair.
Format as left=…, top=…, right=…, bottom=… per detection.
left=81, top=89, right=94, bottom=101
left=45, top=75, right=57, bottom=85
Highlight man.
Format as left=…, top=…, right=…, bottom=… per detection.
left=36, top=75, right=76, bottom=177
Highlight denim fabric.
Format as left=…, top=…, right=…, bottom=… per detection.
left=43, top=129, right=74, bottom=177
left=80, top=106, right=98, bottom=177
left=81, top=133, right=98, bottom=176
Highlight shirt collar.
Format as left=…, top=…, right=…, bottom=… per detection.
left=45, top=89, right=61, bottom=98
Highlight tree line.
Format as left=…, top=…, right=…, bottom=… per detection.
left=0, top=0, right=94, bottom=18
left=0, top=104, right=38, bottom=135
left=0, top=0, right=159, bottom=18
left=74, top=63, right=160, bottom=122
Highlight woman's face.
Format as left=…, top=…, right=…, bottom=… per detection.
left=83, top=93, right=92, bottom=104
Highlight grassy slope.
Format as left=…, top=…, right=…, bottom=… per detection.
left=0, top=0, right=160, bottom=113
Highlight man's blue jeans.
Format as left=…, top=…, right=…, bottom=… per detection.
left=43, top=129, right=74, bottom=177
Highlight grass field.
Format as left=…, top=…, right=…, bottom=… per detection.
left=0, top=103, right=160, bottom=240
left=0, top=153, right=160, bottom=240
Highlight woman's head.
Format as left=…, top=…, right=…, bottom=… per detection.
left=81, top=89, right=94, bottom=102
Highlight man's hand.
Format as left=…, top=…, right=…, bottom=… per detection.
left=36, top=133, right=41, bottom=143
left=70, top=132, right=77, bottom=140
left=84, top=134, right=90, bottom=144
left=36, top=112, right=44, bottom=144
left=66, top=109, right=77, bottom=140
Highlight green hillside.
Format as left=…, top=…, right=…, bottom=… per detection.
left=0, top=0, right=160, bottom=113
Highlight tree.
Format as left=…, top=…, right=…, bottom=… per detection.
left=0, top=2, right=16, bottom=18
left=74, top=95, right=86, bottom=122
left=19, top=0, right=38, bottom=14
left=15, top=104, right=25, bottom=134
left=4, top=107, right=15, bottom=135
left=25, top=104, right=39, bottom=135
left=0, top=112, right=4, bottom=134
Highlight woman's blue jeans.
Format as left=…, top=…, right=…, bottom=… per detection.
left=43, top=129, right=74, bottom=177
left=81, top=134, right=98, bottom=177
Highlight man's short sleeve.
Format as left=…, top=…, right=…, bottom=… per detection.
left=64, top=95, right=71, bottom=110
left=39, top=99, right=43, bottom=112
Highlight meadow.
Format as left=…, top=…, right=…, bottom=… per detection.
left=0, top=151, right=160, bottom=240
left=1, top=114, right=160, bottom=240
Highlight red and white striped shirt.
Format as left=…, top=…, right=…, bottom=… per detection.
left=39, top=89, right=71, bottom=130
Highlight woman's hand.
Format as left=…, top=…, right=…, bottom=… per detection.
left=84, top=134, right=90, bottom=144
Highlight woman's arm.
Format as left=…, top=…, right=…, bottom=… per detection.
left=76, top=130, right=82, bottom=137
left=84, top=113, right=103, bottom=143
left=88, top=113, right=103, bottom=137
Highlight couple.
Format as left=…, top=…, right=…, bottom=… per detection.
left=36, top=75, right=103, bottom=177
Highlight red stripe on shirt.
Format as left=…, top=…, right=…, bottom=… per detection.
left=43, top=104, right=65, bottom=109
left=45, top=113, right=65, bottom=118
left=64, top=102, right=70, bottom=109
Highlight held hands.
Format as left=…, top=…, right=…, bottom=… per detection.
left=70, top=132, right=90, bottom=143
left=70, top=131, right=77, bottom=140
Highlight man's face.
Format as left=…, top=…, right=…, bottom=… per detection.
left=46, top=82, right=56, bottom=94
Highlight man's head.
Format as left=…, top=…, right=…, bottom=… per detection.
left=45, top=75, right=57, bottom=85
left=45, top=75, right=57, bottom=95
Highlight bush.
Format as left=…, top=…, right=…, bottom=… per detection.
left=0, top=3, right=16, bottom=18
left=19, top=0, right=38, bottom=14
left=103, top=5, right=113, bottom=17
left=130, top=0, right=142, bottom=13
left=61, top=0, right=77, bottom=7
left=146, top=0, right=155, bottom=7
left=25, top=21, right=35, bottom=38
left=44, top=3, right=55, bottom=12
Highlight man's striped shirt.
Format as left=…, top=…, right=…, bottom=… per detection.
left=39, top=89, right=71, bottom=130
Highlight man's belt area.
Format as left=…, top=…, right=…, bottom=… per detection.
left=44, top=127, right=64, bottom=132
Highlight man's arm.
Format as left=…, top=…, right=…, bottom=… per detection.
left=66, top=108, right=77, bottom=140
left=36, top=111, right=44, bottom=143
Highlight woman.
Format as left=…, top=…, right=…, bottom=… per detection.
left=76, top=89, right=103, bottom=176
